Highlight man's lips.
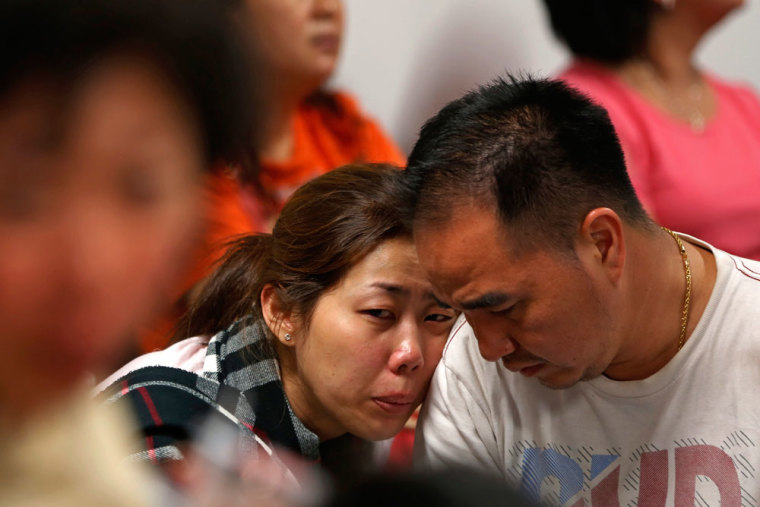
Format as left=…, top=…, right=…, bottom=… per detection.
left=502, top=358, right=544, bottom=377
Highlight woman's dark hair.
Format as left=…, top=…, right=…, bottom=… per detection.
left=542, top=0, right=657, bottom=64
left=175, top=163, right=409, bottom=340
left=0, top=0, right=255, bottom=168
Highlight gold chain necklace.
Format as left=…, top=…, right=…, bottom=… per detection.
left=662, top=227, right=692, bottom=351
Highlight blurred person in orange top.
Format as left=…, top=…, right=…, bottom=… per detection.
left=140, top=0, right=404, bottom=353
left=232, top=0, right=405, bottom=230
left=0, top=0, right=253, bottom=503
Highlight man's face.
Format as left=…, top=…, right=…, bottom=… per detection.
left=414, top=204, right=621, bottom=389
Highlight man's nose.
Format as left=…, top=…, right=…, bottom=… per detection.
left=468, top=316, right=518, bottom=361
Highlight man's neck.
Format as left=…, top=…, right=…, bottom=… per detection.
left=604, top=229, right=716, bottom=381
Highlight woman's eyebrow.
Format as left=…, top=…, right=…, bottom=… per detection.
left=366, top=283, right=452, bottom=309
left=369, top=282, right=407, bottom=295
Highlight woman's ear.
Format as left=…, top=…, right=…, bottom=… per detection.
left=260, top=283, right=296, bottom=347
left=578, top=207, right=626, bottom=284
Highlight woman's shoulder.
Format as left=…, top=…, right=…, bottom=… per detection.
left=302, top=89, right=362, bottom=118
left=559, top=60, right=623, bottom=96
left=708, top=74, right=760, bottom=118
left=299, top=90, right=405, bottom=166
left=559, top=61, right=643, bottom=118
left=95, top=336, right=209, bottom=394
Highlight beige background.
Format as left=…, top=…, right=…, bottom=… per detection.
left=331, top=0, right=760, bottom=154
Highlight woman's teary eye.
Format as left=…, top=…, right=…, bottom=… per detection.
left=425, top=313, right=454, bottom=323
left=363, top=309, right=394, bottom=320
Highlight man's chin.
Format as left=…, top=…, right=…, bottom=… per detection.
left=535, top=369, right=584, bottom=390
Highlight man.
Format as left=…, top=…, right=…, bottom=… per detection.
left=406, top=76, right=760, bottom=505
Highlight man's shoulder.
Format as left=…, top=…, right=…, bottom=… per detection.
left=441, top=315, right=479, bottom=365
left=438, top=316, right=515, bottom=391
left=710, top=246, right=760, bottom=303
left=720, top=251, right=760, bottom=286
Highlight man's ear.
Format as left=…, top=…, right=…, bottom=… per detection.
left=578, top=207, right=625, bottom=284
left=260, top=283, right=296, bottom=347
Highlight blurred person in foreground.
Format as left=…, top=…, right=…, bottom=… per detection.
left=98, top=165, right=457, bottom=502
left=544, top=0, right=760, bottom=260
left=406, top=76, right=760, bottom=505
left=325, top=466, right=538, bottom=507
left=0, top=0, right=252, bottom=504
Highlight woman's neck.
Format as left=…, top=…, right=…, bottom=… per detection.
left=614, top=9, right=717, bottom=131
left=275, top=343, right=344, bottom=442
left=640, top=8, right=706, bottom=85
left=259, top=95, right=300, bottom=163
left=258, top=76, right=319, bottom=163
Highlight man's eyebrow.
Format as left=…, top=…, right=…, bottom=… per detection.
left=430, top=293, right=453, bottom=309
left=458, top=292, right=511, bottom=311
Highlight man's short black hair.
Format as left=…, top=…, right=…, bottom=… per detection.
left=0, top=0, right=255, bottom=168
left=541, top=0, right=655, bottom=64
left=406, top=75, right=653, bottom=253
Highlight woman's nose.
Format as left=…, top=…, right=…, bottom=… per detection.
left=312, top=0, right=341, bottom=18
left=388, top=328, right=424, bottom=374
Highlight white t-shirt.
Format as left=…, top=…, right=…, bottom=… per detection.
left=414, top=241, right=760, bottom=506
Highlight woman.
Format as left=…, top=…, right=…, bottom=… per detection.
left=99, top=164, right=456, bottom=494
left=141, top=0, right=405, bottom=353
left=234, top=0, right=405, bottom=227
left=543, top=0, right=760, bottom=260
left=0, top=0, right=253, bottom=504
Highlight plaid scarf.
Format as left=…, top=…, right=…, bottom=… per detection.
left=99, top=316, right=320, bottom=464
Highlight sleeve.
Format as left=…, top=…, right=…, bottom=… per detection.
left=97, top=366, right=252, bottom=465
left=413, top=359, right=502, bottom=473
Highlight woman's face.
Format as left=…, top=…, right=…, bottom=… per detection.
left=239, top=0, right=343, bottom=92
left=0, top=57, right=204, bottom=415
left=278, top=238, right=457, bottom=441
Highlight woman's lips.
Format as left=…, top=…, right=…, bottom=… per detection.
left=311, top=33, right=340, bottom=53
left=373, top=394, right=416, bottom=415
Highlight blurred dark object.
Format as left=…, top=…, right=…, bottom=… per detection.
left=325, top=466, right=540, bottom=507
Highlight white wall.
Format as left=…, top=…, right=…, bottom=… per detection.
left=331, top=0, right=760, bottom=155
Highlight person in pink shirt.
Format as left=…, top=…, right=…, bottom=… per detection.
left=543, top=0, right=760, bottom=260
